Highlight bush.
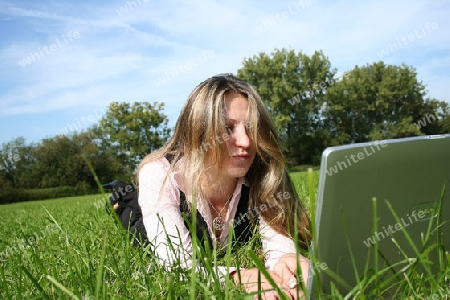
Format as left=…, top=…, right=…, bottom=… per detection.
left=288, top=165, right=319, bottom=173
left=0, top=185, right=99, bottom=205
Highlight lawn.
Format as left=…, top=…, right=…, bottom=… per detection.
left=0, top=170, right=448, bottom=299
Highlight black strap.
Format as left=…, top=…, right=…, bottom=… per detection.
left=179, top=183, right=254, bottom=251
left=231, top=185, right=253, bottom=245
left=165, top=155, right=255, bottom=250
left=179, top=191, right=213, bottom=248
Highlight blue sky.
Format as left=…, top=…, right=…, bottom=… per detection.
left=0, top=0, right=449, bottom=145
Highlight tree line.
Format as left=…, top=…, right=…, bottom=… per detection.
left=0, top=102, right=170, bottom=203
left=1, top=48, right=449, bottom=203
left=237, top=48, right=449, bottom=164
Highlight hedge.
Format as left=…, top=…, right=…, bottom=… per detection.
left=0, top=184, right=99, bottom=205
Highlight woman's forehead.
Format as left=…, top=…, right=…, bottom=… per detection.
left=224, top=94, right=249, bottom=119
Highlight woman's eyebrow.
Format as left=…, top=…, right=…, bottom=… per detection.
left=226, top=118, right=237, bottom=122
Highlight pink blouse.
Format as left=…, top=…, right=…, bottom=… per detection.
left=138, top=157, right=297, bottom=273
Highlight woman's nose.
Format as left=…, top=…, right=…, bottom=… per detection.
left=233, top=125, right=250, bottom=148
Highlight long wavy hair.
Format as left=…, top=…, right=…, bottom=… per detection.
left=137, top=74, right=311, bottom=249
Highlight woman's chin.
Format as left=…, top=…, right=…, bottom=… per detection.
left=225, top=166, right=251, bottom=179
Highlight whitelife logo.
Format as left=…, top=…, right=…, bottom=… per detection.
left=377, top=22, right=438, bottom=59
left=363, top=210, right=426, bottom=247
left=153, top=50, right=215, bottom=86
left=325, top=141, right=388, bottom=176
left=18, top=31, right=81, bottom=68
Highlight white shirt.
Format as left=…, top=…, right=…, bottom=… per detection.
left=138, top=157, right=297, bottom=273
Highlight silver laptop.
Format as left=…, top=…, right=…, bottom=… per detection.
left=307, top=134, right=450, bottom=298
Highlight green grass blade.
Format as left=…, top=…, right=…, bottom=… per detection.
left=20, top=265, right=51, bottom=300
left=189, top=193, right=198, bottom=300
left=248, top=250, right=289, bottom=300
left=384, top=200, right=437, bottom=286
left=435, top=182, right=446, bottom=268
left=46, top=275, right=79, bottom=300
left=308, top=167, right=317, bottom=227
left=95, top=237, right=108, bottom=299
left=340, top=208, right=360, bottom=288
left=372, top=197, right=379, bottom=294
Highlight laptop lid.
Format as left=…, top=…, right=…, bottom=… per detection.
left=307, top=134, right=450, bottom=298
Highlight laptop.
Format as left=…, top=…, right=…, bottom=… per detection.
left=307, top=134, right=450, bottom=298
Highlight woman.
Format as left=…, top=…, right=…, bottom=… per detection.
left=137, top=74, right=311, bottom=298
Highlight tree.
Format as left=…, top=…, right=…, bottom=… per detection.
left=97, top=102, right=171, bottom=173
left=237, top=48, right=336, bottom=165
left=29, top=129, right=124, bottom=189
left=369, top=117, right=423, bottom=140
left=414, top=98, right=450, bottom=135
left=0, top=137, right=37, bottom=188
left=32, top=134, right=85, bottom=188
left=324, top=62, right=438, bottom=143
left=1, top=102, right=171, bottom=191
left=68, top=130, right=123, bottom=188
left=441, top=113, right=450, bottom=133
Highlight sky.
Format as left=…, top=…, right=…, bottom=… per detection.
left=0, top=0, right=449, bottom=146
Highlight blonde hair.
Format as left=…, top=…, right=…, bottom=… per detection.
left=137, top=74, right=311, bottom=249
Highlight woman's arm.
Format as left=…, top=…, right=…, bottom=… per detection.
left=230, top=217, right=309, bottom=299
left=260, top=217, right=310, bottom=290
left=231, top=268, right=305, bottom=299
left=138, top=160, right=195, bottom=269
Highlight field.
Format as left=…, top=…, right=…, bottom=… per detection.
left=0, top=170, right=448, bottom=299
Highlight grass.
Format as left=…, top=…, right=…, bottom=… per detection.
left=0, top=170, right=448, bottom=299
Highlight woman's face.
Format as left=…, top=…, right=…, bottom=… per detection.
left=219, top=92, right=257, bottom=180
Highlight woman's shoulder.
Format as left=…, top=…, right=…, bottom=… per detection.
left=139, top=156, right=171, bottom=178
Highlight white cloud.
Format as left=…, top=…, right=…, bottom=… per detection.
left=0, top=0, right=449, bottom=143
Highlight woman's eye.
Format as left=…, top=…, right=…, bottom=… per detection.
left=225, top=125, right=233, bottom=132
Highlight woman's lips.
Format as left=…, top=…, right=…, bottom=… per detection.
left=233, top=154, right=250, bottom=160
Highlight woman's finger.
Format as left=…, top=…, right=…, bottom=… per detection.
left=274, top=261, right=295, bottom=282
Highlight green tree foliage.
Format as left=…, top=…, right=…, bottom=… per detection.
left=413, top=98, right=450, bottom=135
left=0, top=101, right=171, bottom=198
left=0, top=131, right=119, bottom=190
left=97, top=102, right=171, bottom=173
left=238, top=52, right=447, bottom=165
left=0, top=137, right=37, bottom=188
left=237, top=48, right=336, bottom=165
left=441, top=114, right=450, bottom=133
left=324, top=62, right=447, bottom=143
left=32, top=130, right=123, bottom=189
left=369, top=117, right=423, bottom=140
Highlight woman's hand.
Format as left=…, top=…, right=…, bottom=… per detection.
left=272, top=253, right=310, bottom=291
left=232, top=268, right=303, bottom=299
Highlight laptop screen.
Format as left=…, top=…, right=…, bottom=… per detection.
left=308, top=134, right=450, bottom=298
